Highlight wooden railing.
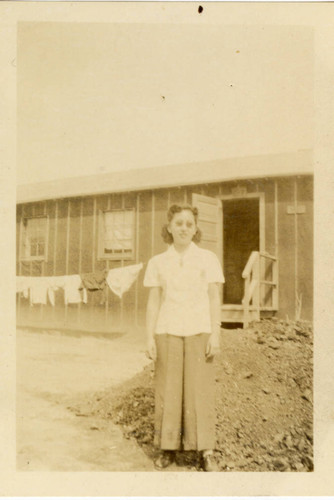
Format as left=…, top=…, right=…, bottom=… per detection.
left=242, top=251, right=260, bottom=328
left=259, top=251, right=279, bottom=312
left=242, top=251, right=278, bottom=327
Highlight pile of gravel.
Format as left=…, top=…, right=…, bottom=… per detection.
left=79, top=318, right=313, bottom=471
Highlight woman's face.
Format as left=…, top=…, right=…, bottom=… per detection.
left=168, top=209, right=197, bottom=247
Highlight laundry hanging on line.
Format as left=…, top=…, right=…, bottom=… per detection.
left=16, top=274, right=87, bottom=306
left=106, top=263, right=143, bottom=298
left=80, top=269, right=108, bottom=292
left=79, top=269, right=108, bottom=305
left=16, top=263, right=144, bottom=305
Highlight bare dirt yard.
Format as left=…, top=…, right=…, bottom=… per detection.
left=17, top=318, right=313, bottom=472
left=16, top=327, right=154, bottom=471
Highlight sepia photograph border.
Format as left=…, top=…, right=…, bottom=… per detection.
left=1, top=1, right=334, bottom=497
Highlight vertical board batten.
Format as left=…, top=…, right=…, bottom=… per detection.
left=137, top=191, right=152, bottom=313
left=89, top=197, right=97, bottom=328
left=294, top=179, right=298, bottom=319
left=42, top=203, right=47, bottom=323
left=277, top=178, right=295, bottom=319
left=64, top=200, right=71, bottom=322
left=92, top=197, right=97, bottom=273
left=81, top=197, right=94, bottom=273
left=105, top=258, right=110, bottom=323
left=77, top=198, right=84, bottom=324
left=274, top=181, right=279, bottom=255
left=274, top=180, right=279, bottom=312
left=154, top=190, right=169, bottom=255
left=296, top=176, right=313, bottom=320
left=78, top=199, right=83, bottom=274
left=51, top=200, right=58, bottom=325
left=184, top=187, right=191, bottom=205
left=45, top=201, right=54, bottom=275
left=53, top=200, right=58, bottom=275
left=134, top=193, right=140, bottom=325
left=151, top=191, right=155, bottom=258
left=123, top=192, right=138, bottom=325
left=65, top=200, right=70, bottom=275
left=104, top=194, right=111, bottom=324
left=258, top=180, right=275, bottom=256
left=120, top=193, right=125, bottom=325
left=259, top=193, right=265, bottom=253
left=68, top=199, right=81, bottom=274
left=55, top=200, right=68, bottom=276
left=95, top=194, right=109, bottom=271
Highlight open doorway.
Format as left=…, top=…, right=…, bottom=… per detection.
left=223, top=198, right=260, bottom=304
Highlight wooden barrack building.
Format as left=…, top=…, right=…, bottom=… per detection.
left=16, top=150, right=313, bottom=332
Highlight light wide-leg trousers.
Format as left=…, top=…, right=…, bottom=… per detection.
left=154, top=333, right=216, bottom=451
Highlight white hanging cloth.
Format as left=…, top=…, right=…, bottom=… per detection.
left=106, top=263, right=143, bottom=298
left=16, top=275, right=87, bottom=306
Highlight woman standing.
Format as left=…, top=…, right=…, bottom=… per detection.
left=144, top=204, right=224, bottom=471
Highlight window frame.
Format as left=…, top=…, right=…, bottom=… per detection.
left=98, top=208, right=136, bottom=261
left=19, top=215, right=49, bottom=262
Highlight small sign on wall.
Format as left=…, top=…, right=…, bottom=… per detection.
left=287, top=205, right=306, bottom=214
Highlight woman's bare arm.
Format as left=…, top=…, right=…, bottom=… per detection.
left=206, top=282, right=222, bottom=358
left=146, top=287, right=161, bottom=361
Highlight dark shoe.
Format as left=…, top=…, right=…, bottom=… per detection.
left=154, top=451, right=175, bottom=470
left=202, top=453, right=219, bottom=472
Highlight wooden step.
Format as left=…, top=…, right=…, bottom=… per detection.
left=222, top=304, right=258, bottom=311
left=221, top=308, right=259, bottom=324
left=220, top=304, right=277, bottom=326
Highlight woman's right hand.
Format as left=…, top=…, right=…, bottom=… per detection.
left=146, top=337, right=157, bottom=362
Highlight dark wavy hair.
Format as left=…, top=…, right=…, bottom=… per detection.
left=161, top=204, right=202, bottom=244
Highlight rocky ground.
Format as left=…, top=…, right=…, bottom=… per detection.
left=70, top=318, right=313, bottom=472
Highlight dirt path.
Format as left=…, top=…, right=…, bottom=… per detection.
left=16, top=328, right=155, bottom=471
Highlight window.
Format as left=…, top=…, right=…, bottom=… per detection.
left=98, top=209, right=135, bottom=260
left=20, top=216, right=48, bottom=261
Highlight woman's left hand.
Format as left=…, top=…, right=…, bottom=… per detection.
left=205, top=334, right=221, bottom=359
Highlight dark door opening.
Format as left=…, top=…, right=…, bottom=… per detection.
left=223, top=198, right=260, bottom=304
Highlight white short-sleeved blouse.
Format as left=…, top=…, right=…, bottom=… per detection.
left=144, top=242, right=224, bottom=336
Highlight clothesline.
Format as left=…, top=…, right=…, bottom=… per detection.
left=16, top=263, right=143, bottom=306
